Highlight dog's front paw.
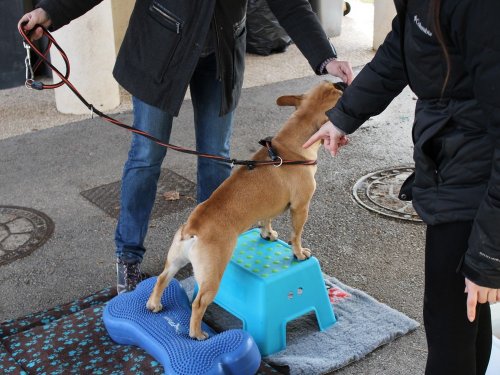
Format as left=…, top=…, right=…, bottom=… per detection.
left=294, top=247, right=312, bottom=260
left=146, top=298, right=163, bottom=313
left=190, top=329, right=209, bottom=340
left=260, top=228, right=279, bottom=241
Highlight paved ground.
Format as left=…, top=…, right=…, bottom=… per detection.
left=0, top=2, right=431, bottom=374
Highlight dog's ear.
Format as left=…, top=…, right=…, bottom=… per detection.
left=333, top=82, right=348, bottom=92
left=276, top=95, right=303, bottom=108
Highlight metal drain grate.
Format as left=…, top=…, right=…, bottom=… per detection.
left=0, top=206, right=55, bottom=266
left=80, top=168, right=197, bottom=220
left=352, top=166, right=422, bottom=222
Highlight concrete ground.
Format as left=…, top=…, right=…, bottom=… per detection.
left=0, top=2, right=430, bottom=374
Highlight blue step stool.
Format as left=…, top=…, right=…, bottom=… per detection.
left=103, top=277, right=261, bottom=375
left=213, top=228, right=336, bottom=356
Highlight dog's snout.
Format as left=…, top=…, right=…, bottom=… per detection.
left=333, top=82, right=348, bottom=92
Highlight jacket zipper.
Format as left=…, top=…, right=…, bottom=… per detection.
left=151, top=4, right=181, bottom=34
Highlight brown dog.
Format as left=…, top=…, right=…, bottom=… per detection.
left=146, top=80, right=343, bottom=339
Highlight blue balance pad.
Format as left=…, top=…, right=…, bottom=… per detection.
left=103, top=277, right=261, bottom=375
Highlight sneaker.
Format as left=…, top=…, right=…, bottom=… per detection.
left=116, top=258, right=146, bottom=294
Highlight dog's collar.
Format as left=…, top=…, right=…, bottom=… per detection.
left=251, top=137, right=317, bottom=170
left=258, top=137, right=279, bottom=162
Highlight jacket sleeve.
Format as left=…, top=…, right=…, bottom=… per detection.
left=326, top=16, right=408, bottom=134
left=266, top=0, right=337, bottom=74
left=452, top=1, right=500, bottom=287
left=36, top=0, right=104, bottom=30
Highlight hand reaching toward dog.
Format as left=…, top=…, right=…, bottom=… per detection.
left=18, top=8, right=52, bottom=41
left=464, top=278, right=500, bottom=322
left=302, top=121, right=349, bottom=156
left=326, top=60, right=354, bottom=85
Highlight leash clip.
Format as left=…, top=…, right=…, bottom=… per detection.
left=258, top=137, right=279, bottom=162
left=23, top=41, right=35, bottom=87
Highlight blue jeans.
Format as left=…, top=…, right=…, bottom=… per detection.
left=115, top=54, right=234, bottom=264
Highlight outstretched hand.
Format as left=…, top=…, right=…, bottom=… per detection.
left=302, top=121, right=349, bottom=156
left=464, top=278, right=500, bottom=322
left=18, top=8, right=52, bottom=41
left=326, top=60, right=354, bottom=85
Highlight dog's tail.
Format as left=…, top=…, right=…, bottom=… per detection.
left=180, top=223, right=199, bottom=242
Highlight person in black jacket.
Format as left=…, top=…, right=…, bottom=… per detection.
left=304, top=0, right=500, bottom=373
left=19, top=1, right=353, bottom=294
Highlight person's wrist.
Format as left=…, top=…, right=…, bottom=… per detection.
left=40, top=8, right=52, bottom=25
left=320, top=57, right=337, bottom=75
left=32, top=7, right=52, bottom=26
left=332, top=123, right=346, bottom=136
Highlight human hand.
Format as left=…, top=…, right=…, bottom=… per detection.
left=464, top=278, right=500, bottom=322
left=302, top=121, right=349, bottom=156
left=18, top=8, right=52, bottom=41
left=326, top=60, right=353, bottom=85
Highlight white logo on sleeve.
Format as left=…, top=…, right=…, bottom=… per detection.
left=414, top=15, right=433, bottom=37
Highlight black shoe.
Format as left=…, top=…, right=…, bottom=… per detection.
left=116, top=258, right=146, bottom=294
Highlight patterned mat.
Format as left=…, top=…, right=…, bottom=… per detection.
left=0, top=286, right=281, bottom=375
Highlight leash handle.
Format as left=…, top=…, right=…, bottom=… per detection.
left=17, top=25, right=317, bottom=169
left=19, top=24, right=70, bottom=91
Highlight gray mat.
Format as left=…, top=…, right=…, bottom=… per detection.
left=180, top=275, right=419, bottom=375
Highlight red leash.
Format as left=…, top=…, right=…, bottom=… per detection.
left=18, top=24, right=317, bottom=169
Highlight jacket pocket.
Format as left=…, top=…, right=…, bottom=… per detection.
left=149, top=0, right=183, bottom=34
left=146, top=0, right=183, bottom=81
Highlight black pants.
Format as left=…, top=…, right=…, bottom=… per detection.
left=424, top=221, right=492, bottom=375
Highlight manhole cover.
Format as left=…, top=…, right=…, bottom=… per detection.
left=352, top=166, right=422, bottom=222
left=0, top=206, right=55, bottom=266
left=81, top=168, right=196, bottom=219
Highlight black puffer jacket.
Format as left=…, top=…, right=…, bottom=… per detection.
left=37, top=0, right=337, bottom=117
left=327, top=0, right=500, bottom=287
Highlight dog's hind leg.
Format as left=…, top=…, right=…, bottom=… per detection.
left=146, top=228, right=195, bottom=312
left=189, top=280, right=219, bottom=340
left=189, top=241, right=233, bottom=340
left=259, top=218, right=278, bottom=241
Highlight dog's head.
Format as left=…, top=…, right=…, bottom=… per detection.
left=276, top=80, right=344, bottom=130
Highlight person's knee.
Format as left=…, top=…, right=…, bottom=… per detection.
left=129, top=137, right=167, bottom=165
